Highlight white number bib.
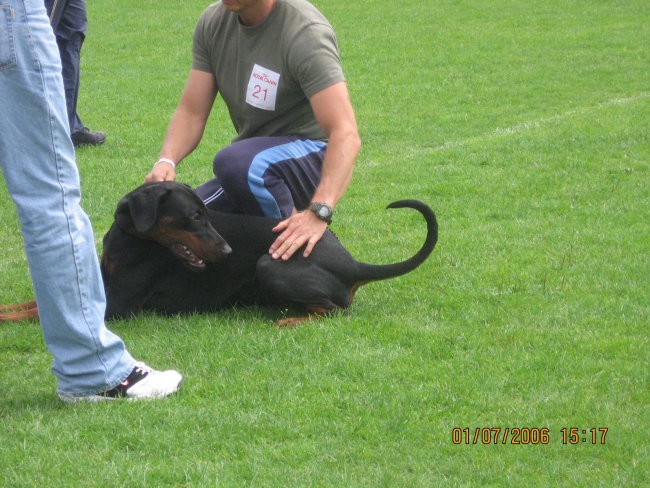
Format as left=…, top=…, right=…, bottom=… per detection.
left=246, top=64, right=280, bottom=111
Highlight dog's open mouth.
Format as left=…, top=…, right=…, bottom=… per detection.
left=171, top=242, right=206, bottom=271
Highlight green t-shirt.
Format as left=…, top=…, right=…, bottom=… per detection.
left=192, top=0, right=345, bottom=142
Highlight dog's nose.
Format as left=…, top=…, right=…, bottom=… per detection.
left=221, top=243, right=232, bottom=255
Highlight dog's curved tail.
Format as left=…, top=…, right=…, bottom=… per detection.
left=354, top=200, right=438, bottom=282
left=0, top=300, right=38, bottom=322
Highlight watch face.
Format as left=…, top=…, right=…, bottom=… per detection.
left=311, top=203, right=332, bottom=222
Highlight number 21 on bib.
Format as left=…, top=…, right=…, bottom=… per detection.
left=246, top=64, right=280, bottom=111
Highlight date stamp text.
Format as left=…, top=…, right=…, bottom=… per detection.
left=451, top=427, right=608, bottom=445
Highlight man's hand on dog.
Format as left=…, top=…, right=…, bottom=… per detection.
left=145, top=163, right=176, bottom=183
left=270, top=211, right=327, bottom=260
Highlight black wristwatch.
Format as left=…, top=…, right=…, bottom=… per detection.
left=309, top=202, right=333, bottom=224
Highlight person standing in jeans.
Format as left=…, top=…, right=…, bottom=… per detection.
left=0, top=0, right=182, bottom=402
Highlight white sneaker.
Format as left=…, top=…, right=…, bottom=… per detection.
left=58, top=362, right=183, bottom=403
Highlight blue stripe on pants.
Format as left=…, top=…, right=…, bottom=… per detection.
left=248, top=139, right=326, bottom=218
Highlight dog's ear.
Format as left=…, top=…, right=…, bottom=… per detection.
left=115, top=184, right=170, bottom=234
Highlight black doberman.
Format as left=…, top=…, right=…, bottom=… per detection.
left=99, top=181, right=438, bottom=325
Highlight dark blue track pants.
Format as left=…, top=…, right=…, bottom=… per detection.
left=195, top=136, right=327, bottom=219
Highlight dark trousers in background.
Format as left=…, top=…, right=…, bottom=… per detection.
left=44, top=0, right=88, bottom=135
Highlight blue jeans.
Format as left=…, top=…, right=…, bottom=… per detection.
left=0, top=0, right=134, bottom=395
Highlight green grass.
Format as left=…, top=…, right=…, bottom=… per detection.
left=1, top=0, right=648, bottom=486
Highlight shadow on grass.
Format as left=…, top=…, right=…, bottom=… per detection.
left=0, top=392, right=66, bottom=413
left=106, top=304, right=347, bottom=333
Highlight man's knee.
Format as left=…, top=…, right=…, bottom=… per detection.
left=213, top=144, right=253, bottom=191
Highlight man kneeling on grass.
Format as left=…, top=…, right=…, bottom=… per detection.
left=146, top=0, right=362, bottom=262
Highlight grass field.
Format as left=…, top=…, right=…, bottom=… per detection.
left=1, top=0, right=648, bottom=486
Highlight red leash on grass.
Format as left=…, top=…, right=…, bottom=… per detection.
left=0, top=301, right=39, bottom=322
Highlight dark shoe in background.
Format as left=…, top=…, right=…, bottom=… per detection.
left=72, top=127, right=106, bottom=147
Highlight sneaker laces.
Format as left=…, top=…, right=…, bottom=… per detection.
left=132, top=362, right=153, bottom=375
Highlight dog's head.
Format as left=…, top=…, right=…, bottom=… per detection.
left=115, top=181, right=232, bottom=271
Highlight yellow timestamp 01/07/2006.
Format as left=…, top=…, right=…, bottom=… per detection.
left=451, top=427, right=608, bottom=445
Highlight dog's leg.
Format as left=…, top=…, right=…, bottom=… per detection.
left=274, top=305, right=334, bottom=328
left=256, top=255, right=351, bottom=326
